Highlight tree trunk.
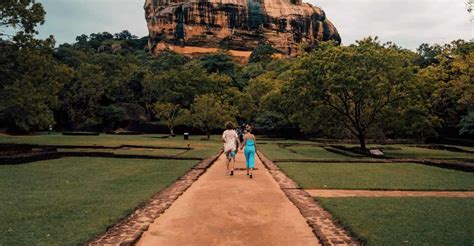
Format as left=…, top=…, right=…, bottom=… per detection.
left=168, top=123, right=175, bottom=137
left=358, top=133, right=367, bottom=151
left=145, top=107, right=153, bottom=122
left=206, top=130, right=211, bottom=140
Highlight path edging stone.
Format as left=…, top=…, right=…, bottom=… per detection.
left=257, top=151, right=360, bottom=246
left=85, top=150, right=223, bottom=246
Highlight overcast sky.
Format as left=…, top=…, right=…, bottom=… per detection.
left=36, top=0, right=472, bottom=50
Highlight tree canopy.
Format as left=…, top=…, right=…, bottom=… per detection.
left=0, top=2, right=472, bottom=144
left=284, top=38, right=418, bottom=149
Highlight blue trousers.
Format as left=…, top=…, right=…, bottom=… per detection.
left=244, top=146, right=255, bottom=168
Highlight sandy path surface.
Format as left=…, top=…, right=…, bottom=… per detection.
left=306, top=189, right=474, bottom=198
left=137, top=152, right=319, bottom=246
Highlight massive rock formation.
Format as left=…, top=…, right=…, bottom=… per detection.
left=144, top=0, right=341, bottom=58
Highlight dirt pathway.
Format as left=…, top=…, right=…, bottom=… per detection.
left=306, top=189, right=474, bottom=198
left=137, top=152, right=320, bottom=246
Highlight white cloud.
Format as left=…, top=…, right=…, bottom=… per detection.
left=312, top=0, right=473, bottom=49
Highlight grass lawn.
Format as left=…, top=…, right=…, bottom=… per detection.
left=278, top=162, right=474, bottom=190
left=259, top=142, right=473, bottom=161
left=0, top=157, right=196, bottom=245
left=179, top=148, right=221, bottom=158
left=286, top=146, right=358, bottom=159
left=317, top=197, right=474, bottom=245
left=0, top=134, right=222, bottom=159
left=332, top=143, right=473, bottom=159
left=0, top=133, right=221, bottom=148
left=381, top=146, right=474, bottom=159
left=258, top=139, right=313, bottom=144
left=58, top=148, right=187, bottom=156
left=258, top=144, right=312, bottom=160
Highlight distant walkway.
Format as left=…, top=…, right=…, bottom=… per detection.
left=137, top=152, right=320, bottom=245
left=306, top=189, right=474, bottom=198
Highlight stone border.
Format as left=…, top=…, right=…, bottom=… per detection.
left=257, top=151, right=360, bottom=246
left=84, top=150, right=223, bottom=246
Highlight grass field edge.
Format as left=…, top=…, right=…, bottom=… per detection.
left=83, top=149, right=223, bottom=246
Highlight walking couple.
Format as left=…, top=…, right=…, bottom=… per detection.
left=222, top=122, right=256, bottom=179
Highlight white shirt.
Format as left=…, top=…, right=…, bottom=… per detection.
left=222, top=129, right=238, bottom=152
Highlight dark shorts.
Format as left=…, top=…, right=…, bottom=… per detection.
left=225, top=150, right=236, bottom=158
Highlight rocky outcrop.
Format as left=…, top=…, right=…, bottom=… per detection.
left=144, top=0, right=341, bottom=58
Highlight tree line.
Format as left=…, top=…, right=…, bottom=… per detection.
left=1, top=1, right=473, bottom=149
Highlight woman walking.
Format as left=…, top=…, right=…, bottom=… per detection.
left=240, top=125, right=256, bottom=179
left=222, top=122, right=240, bottom=176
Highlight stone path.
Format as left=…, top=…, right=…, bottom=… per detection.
left=306, top=189, right=474, bottom=198
left=137, top=152, right=320, bottom=246
left=257, top=152, right=359, bottom=245
left=88, top=153, right=221, bottom=245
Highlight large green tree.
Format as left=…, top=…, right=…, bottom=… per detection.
left=199, top=52, right=245, bottom=88
left=60, top=63, right=106, bottom=129
left=244, top=59, right=294, bottom=130
left=285, top=38, right=418, bottom=150
left=458, top=112, right=474, bottom=135
left=155, top=61, right=232, bottom=107
left=190, top=94, right=236, bottom=140
left=0, top=1, right=73, bottom=132
left=0, top=0, right=45, bottom=38
left=0, top=39, right=72, bottom=132
left=427, top=40, right=474, bottom=131
left=153, top=102, right=185, bottom=136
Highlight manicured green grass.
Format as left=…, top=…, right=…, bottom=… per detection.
left=317, top=197, right=474, bottom=245
left=278, top=162, right=474, bottom=190
left=0, top=157, right=196, bottom=245
left=0, top=133, right=220, bottom=147
left=258, top=144, right=312, bottom=160
left=381, top=146, right=474, bottom=159
left=58, top=148, right=187, bottom=156
left=331, top=143, right=473, bottom=159
left=259, top=142, right=473, bottom=161
left=259, top=139, right=313, bottom=144
left=0, top=134, right=222, bottom=159
left=0, top=133, right=167, bottom=146
left=180, top=148, right=221, bottom=158
left=286, top=146, right=356, bottom=159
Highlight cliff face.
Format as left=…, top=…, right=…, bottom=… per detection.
left=144, top=0, right=341, bottom=58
